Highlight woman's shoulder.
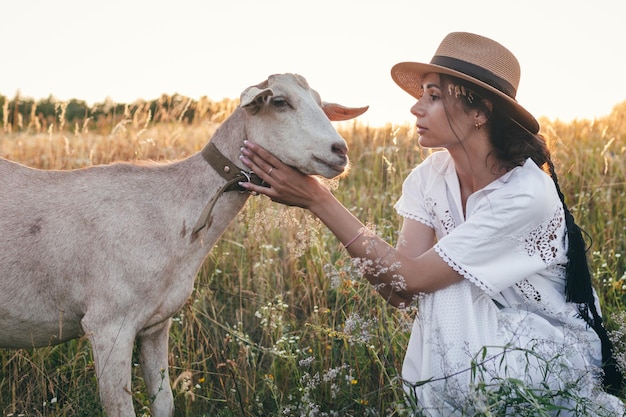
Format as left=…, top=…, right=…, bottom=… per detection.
left=506, top=159, right=556, bottom=196
left=493, top=159, right=562, bottom=217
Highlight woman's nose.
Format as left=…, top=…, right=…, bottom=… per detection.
left=410, top=100, right=422, bottom=117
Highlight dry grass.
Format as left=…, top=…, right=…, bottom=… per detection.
left=0, top=98, right=624, bottom=416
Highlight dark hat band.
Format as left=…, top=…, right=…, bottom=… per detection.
left=431, top=55, right=517, bottom=99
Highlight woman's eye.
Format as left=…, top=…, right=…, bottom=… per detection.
left=271, top=97, right=288, bottom=108
left=430, top=94, right=440, bottom=101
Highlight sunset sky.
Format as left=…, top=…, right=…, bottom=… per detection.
left=2, top=0, right=625, bottom=126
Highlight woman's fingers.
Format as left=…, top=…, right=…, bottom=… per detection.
left=239, top=141, right=317, bottom=207
left=239, top=142, right=277, bottom=183
left=238, top=141, right=285, bottom=199
left=243, top=141, right=281, bottom=166
left=240, top=141, right=283, bottom=178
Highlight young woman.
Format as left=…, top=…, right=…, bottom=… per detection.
left=239, top=32, right=624, bottom=415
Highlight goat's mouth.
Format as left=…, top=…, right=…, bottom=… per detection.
left=312, top=156, right=349, bottom=178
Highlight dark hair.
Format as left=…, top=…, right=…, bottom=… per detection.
left=441, top=74, right=624, bottom=393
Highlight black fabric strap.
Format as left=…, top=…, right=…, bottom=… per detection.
left=431, top=55, right=517, bottom=99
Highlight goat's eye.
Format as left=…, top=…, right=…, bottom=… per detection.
left=271, top=97, right=289, bottom=108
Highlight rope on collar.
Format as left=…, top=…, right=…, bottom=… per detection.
left=192, top=142, right=264, bottom=234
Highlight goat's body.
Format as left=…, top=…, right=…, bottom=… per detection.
left=0, top=73, right=365, bottom=416
left=0, top=154, right=245, bottom=348
left=0, top=110, right=250, bottom=415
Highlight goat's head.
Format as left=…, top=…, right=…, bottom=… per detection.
left=240, top=73, right=368, bottom=178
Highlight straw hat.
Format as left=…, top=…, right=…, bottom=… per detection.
left=391, top=32, right=539, bottom=134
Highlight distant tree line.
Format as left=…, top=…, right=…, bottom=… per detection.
left=0, top=92, right=239, bottom=133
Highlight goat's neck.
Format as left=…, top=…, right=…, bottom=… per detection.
left=188, top=107, right=254, bottom=236
left=201, top=107, right=248, bottom=170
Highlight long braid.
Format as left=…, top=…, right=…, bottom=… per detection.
left=546, top=159, right=623, bottom=394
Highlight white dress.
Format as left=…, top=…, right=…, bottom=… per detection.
left=394, top=151, right=625, bottom=416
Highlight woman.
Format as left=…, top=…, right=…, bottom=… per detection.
left=239, top=32, right=624, bottom=415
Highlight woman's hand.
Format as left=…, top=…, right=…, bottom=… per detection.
left=238, top=140, right=330, bottom=209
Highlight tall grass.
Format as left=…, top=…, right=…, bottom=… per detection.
left=0, top=99, right=624, bottom=416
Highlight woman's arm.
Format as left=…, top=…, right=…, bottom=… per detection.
left=239, top=141, right=462, bottom=304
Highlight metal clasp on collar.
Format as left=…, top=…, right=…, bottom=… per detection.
left=239, top=170, right=259, bottom=195
left=240, top=170, right=252, bottom=183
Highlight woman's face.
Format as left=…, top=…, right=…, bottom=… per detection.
left=410, top=73, right=474, bottom=149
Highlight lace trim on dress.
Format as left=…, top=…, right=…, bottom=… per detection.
left=396, top=209, right=434, bottom=229
left=434, top=244, right=494, bottom=295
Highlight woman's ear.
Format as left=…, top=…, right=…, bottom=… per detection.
left=476, top=99, right=493, bottom=125
left=482, top=99, right=493, bottom=114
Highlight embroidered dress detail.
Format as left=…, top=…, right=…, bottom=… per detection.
left=515, top=279, right=542, bottom=303
left=524, top=208, right=563, bottom=264
left=439, top=209, right=455, bottom=234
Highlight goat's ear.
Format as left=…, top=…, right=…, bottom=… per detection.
left=322, top=102, right=369, bottom=121
left=240, top=86, right=274, bottom=114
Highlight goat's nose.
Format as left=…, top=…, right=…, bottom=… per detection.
left=332, top=142, right=348, bottom=157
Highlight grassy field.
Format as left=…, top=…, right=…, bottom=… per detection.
left=0, top=98, right=625, bottom=416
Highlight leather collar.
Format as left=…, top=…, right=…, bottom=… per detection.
left=201, top=142, right=263, bottom=191
left=192, top=142, right=263, bottom=234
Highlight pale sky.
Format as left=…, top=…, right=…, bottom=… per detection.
left=2, top=0, right=625, bottom=126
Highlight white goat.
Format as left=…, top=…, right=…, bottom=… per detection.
left=0, top=73, right=367, bottom=417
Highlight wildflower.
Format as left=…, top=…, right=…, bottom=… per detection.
left=342, top=312, right=377, bottom=345
left=299, top=356, right=315, bottom=367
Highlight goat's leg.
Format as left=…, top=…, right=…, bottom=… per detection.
left=138, top=319, right=174, bottom=417
left=84, top=319, right=136, bottom=417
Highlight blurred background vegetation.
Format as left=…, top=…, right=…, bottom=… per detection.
left=0, top=93, right=625, bottom=416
